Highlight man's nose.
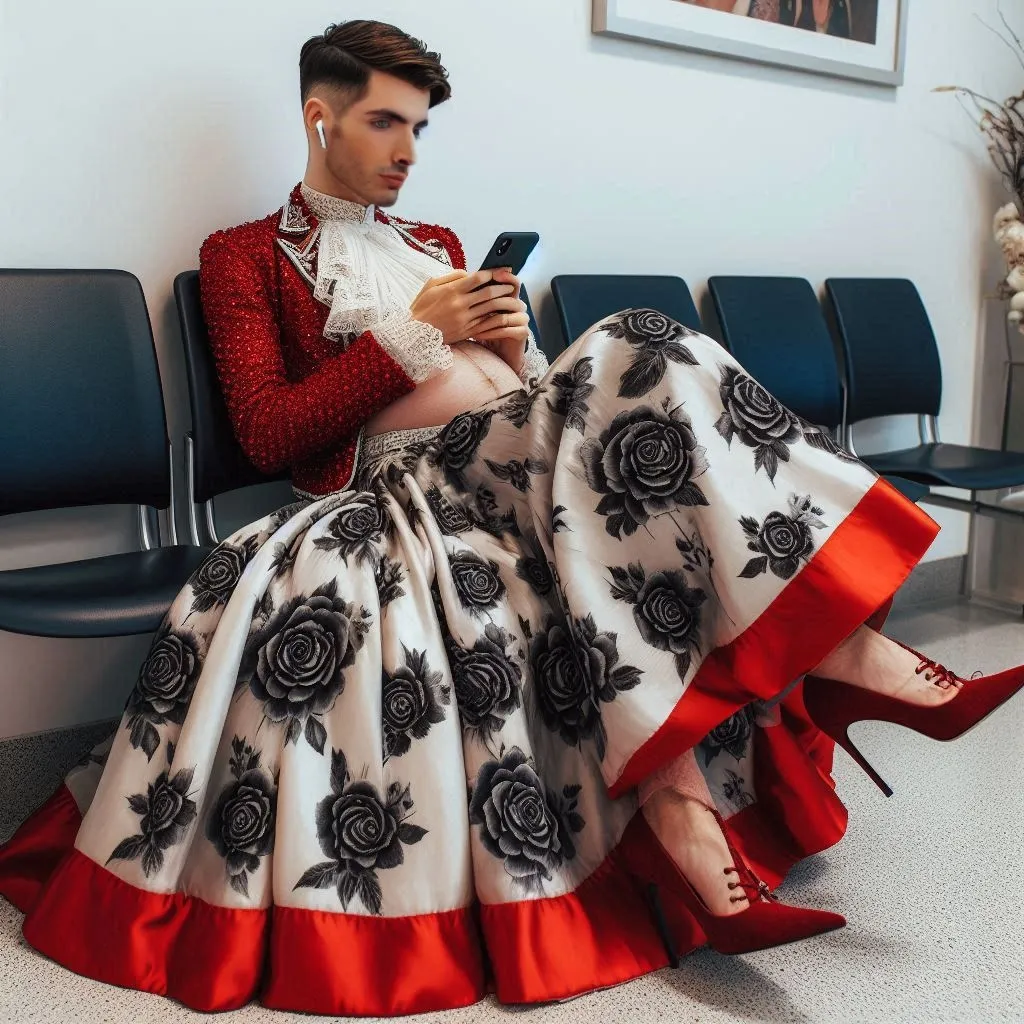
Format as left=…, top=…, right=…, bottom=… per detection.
left=394, top=131, right=417, bottom=168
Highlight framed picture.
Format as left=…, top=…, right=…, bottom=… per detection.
left=593, top=0, right=909, bottom=87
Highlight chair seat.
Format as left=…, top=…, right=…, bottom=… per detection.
left=0, top=545, right=213, bottom=638
left=865, top=444, right=1024, bottom=491
left=883, top=476, right=929, bottom=503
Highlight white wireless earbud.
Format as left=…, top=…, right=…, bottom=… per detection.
left=316, top=120, right=327, bottom=150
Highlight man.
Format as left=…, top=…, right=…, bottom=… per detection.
left=198, top=20, right=549, bottom=498
left=2, top=17, right=1017, bottom=1022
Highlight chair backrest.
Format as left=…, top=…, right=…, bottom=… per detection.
left=550, top=275, right=701, bottom=350
left=174, top=271, right=288, bottom=503
left=0, top=269, right=170, bottom=517
left=708, top=276, right=844, bottom=428
left=825, top=278, right=943, bottom=423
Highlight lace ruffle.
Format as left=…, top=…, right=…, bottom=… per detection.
left=519, top=331, right=549, bottom=386
left=373, top=312, right=453, bottom=383
left=309, top=199, right=451, bottom=379
left=300, top=183, right=371, bottom=224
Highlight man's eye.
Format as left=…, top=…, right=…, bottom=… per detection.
left=373, top=119, right=390, bottom=129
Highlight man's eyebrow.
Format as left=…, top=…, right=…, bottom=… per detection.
left=365, top=108, right=429, bottom=130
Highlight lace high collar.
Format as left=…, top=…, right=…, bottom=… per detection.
left=300, top=182, right=374, bottom=224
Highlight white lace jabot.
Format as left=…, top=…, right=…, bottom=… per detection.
left=300, top=183, right=372, bottom=225
left=301, top=181, right=453, bottom=383
left=299, top=182, right=550, bottom=386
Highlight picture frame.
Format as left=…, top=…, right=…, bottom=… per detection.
left=592, top=0, right=909, bottom=87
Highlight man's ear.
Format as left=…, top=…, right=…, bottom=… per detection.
left=303, top=95, right=331, bottom=136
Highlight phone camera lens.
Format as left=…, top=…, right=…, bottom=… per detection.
left=497, top=239, right=511, bottom=257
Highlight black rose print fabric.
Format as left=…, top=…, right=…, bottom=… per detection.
left=107, top=766, right=198, bottom=877
left=206, top=737, right=277, bottom=897
left=50, top=307, right=902, bottom=970
left=125, top=628, right=202, bottom=760
left=469, top=748, right=584, bottom=895
left=381, top=646, right=450, bottom=760
left=238, top=578, right=372, bottom=753
left=581, top=404, right=710, bottom=538
left=294, top=748, right=427, bottom=915
left=740, top=495, right=827, bottom=581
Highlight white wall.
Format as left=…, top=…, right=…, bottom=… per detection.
left=0, top=0, right=1019, bottom=739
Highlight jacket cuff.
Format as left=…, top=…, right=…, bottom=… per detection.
left=518, top=331, right=549, bottom=387
left=373, top=313, right=452, bottom=384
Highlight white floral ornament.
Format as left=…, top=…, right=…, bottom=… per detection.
left=995, top=203, right=1024, bottom=327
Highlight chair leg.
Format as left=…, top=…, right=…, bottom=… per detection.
left=137, top=505, right=160, bottom=551
left=960, top=497, right=976, bottom=600
left=204, top=499, right=220, bottom=545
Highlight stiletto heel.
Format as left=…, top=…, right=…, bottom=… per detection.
left=805, top=644, right=1024, bottom=794
left=645, top=883, right=680, bottom=968
left=835, top=729, right=893, bottom=797
left=617, top=811, right=845, bottom=956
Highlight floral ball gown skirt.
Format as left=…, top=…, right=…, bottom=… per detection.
left=0, top=310, right=938, bottom=1017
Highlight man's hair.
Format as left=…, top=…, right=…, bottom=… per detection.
left=299, top=21, right=451, bottom=108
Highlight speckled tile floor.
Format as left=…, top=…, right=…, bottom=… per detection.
left=0, top=600, right=1022, bottom=1024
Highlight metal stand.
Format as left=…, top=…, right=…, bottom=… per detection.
left=964, top=312, right=1024, bottom=611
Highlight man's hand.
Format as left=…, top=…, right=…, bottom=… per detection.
left=410, top=269, right=519, bottom=346
left=467, top=269, right=530, bottom=373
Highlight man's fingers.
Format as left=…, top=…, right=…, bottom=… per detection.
left=450, top=269, right=499, bottom=293
left=468, top=311, right=530, bottom=335
left=473, top=325, right=530, bottom=343
left=490, top=268, right=521, bottom=290
left=428, top=271, right=469, bottom=288
left=469, top=309, right=529, bottom=328
left=454, top=269, right=520, bottom=295
left=466, top=295, right=523, bottom=322
left=419, top=270, right=469, bottom=299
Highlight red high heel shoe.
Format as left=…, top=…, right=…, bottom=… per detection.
left=616, top=809, right=845, bottom=959
left=804, top=644, right=1024, bottom=797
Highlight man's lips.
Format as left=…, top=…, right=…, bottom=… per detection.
left=381, top=174, right=407, bottom=188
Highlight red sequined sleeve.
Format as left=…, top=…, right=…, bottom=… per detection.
left=198, top=232, right=417, bottom=474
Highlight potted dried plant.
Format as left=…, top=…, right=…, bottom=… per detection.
left=937, top=9, right=1024, bottom=332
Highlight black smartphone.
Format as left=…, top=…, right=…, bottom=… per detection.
left=475, top=232, right=540, bottom=287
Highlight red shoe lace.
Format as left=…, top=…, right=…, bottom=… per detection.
left=724, top=866, right=777, bottom=904
left=915, top=659, right=963, bottom=690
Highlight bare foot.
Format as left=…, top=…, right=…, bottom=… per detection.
left=813, top=627, right=963, bottom=707
left=642, top=790, right=751, bottom=916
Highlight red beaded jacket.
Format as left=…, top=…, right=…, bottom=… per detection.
left=198, top=183, right=466, bottom=497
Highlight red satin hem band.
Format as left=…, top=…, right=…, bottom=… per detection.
left=0, top=782, right=81, bottom=914
left=608, top=478, right=939, bottom=799
left=1, top=796, right=678, bottom=1015
left=1, top=782, right=840, bottom=1016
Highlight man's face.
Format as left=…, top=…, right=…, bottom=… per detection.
left=324, top=70, right=431, bottom=208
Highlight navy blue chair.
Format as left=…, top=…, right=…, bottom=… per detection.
left=708, top=276, right=929, bottom=504
left=0, top=270, right=208, bottom=637
left=174, top=271, right=290, bottom=545
left=550, top=275, right=701, bottom=351
left=826, top=279, right=1024, bottom=517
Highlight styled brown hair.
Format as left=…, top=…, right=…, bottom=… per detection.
left=299, top=21, right=451, bottom=108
